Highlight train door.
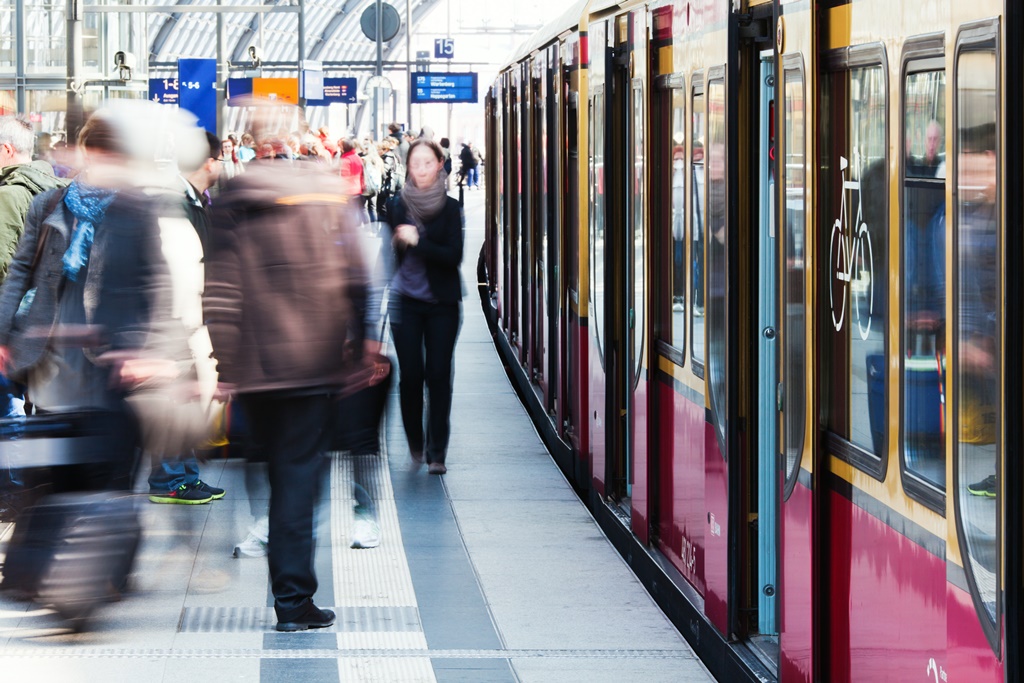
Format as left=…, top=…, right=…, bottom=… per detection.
left=561, top=36, right=582, bottom=461
left=756, top=51, right=779, bottom=639
left=520, top=61, right=534, bottom=370
left=547, top=43, right=562, bottom=421
left=701, top=55, right=740, bottom=635
left=776, top=4, right=815, bottom=679
left=531, top=52, right=550, bottom=403
left=588, top=18, right=609, bottom=496
left=507, top=73, right=522, bottom=346
left=603, top=10, right=649, bottom=534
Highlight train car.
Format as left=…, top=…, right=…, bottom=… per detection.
left=480, top=0, right=1023, bottom=681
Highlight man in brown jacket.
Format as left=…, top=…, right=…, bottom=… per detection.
left=204, top=149, right=370, bottom=632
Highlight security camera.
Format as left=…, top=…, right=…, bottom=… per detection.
left=248, top=45, right=263, bottom=66
left=113, top=51, right=137, bottom=69
left=114, top=51, right=136, bottom=81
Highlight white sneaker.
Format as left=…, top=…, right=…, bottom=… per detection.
left=351, top=519, right=381, bottom=549
left=233, top=531, right=268, bottom=558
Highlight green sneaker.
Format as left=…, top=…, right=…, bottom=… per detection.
left=149, top=482, right=214, bottom=505
left=966, top=474, right=997, bottom=498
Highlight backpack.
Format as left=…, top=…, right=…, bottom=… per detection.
left=362, top=159, right=382, bottom=197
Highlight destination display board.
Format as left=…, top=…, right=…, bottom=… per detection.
left=410, top=72, right=477, bottom=104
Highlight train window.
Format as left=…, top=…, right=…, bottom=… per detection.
left=706, top=74, right=727, bottom=453
left=782, top=57, right=806, bottom=499
left=667, top=85, right=687, bottom=354
left=690, top=84, right=706, bottom=375
left=821, top=53, right=888, bottom=479
left=590, top=88, right=606, bottom=365
left=901, top=62, right=947, bottom=505
left=631, top=79, right=645, bottom=386
left=952, top=30, right=1000, bottom=650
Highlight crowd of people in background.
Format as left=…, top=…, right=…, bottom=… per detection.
left=0, top=107, right=475, bottom=631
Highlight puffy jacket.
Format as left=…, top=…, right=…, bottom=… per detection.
left=0, top=161, right=67, bottom=282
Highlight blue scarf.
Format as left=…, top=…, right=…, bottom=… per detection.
left=62, top=179, right=117, bottom=282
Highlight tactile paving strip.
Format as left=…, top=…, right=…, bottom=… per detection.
left=178, top=606, right=421, bottom=633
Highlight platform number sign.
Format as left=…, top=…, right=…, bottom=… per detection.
left=434, top=38, right=455, bottom=60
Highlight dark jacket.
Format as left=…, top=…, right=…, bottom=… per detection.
left=0, top=161, right=67, bottom=281
left=204, top=160, right=369, bottom=394
left=0, top=187, right=166, bottom=382
left=387, top=195, right=464, bottom=304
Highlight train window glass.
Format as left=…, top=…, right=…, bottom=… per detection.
left=902, top=67, right=947, bottom=497
left=690, top=87, right=706, bottom=373
left=668, top=87, right=687, bottom=353
left=631, top=79, right=645, bottom=384
left=706, top=76, right=727, bottom=452
left=821, top=61, right=888, bottom=476
left=590, top=89, right=606, bottom=364
left=782, top=60, right=806, bottom=497
left=953, top=42, right=1000, bottom=641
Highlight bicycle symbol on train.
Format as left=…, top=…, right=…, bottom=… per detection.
left=829, top=155, right=875, bottom=340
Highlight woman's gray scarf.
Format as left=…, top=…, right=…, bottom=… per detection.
left=401, top=169, right=448, bottom=227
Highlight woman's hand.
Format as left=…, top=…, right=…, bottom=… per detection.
left=393, top=223, right=419, bottom=248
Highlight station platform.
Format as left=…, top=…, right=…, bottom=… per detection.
left=0, top=190, right=712, bottom=682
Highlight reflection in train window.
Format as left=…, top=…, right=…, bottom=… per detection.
left=668, top=87, right=687, bottom=353
left=690, top=86, right=706, bottom=373
left=782, top=61, right=806, bottom=498
left=706, top=76, right=727, bottom=453
left=590, top=90, right=606, bottom=364
left=821, top=60, right=888, bottom=476
left=953, top=43, right=1000, bottom=644
left=902, top=66, right=947, bottom=498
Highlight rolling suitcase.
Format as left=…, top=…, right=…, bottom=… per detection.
left=0, top=411, right=141, bottom=628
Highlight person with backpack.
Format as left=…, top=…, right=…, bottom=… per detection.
left=361, top=141, right=384, bottom=223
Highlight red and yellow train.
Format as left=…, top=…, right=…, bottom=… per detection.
left=480, top=0, right=1023, bottom=680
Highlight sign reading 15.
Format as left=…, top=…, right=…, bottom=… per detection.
left=434, top=38, right=454, bottom=59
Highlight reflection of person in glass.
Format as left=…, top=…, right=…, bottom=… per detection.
left=671, top=144, right=685, bottom=312
left=907, top=120, right=945, bottom=178
left=691, top=140, right=704, bottom=314
left=958, top=122, right=999, bottom=497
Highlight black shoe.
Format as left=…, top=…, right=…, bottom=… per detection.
left=428, top=462, right=447, bottom=475
left=967, top=474, right=997, bottom=498
left=276, top=605, right=336, bottom=632
left=193, top=480, right=225, bottom=500
left=149, top=482, right=213, bottom=505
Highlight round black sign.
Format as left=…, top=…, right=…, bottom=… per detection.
left=360, top=3, right=401, bottom=43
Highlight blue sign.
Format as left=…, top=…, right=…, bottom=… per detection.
left=148, top=78, right=179, bottom=105
left=410, top=72, right=477, bottom=104
left=306, top=78, right=359, bottom=106
left=434, top=38, right=454, bottom=60
left=226, top=78, right=253, bottom=106
left=178, top=58, right=218, bottom=134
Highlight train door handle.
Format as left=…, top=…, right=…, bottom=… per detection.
left=763, top=326, right=776, bottom=340
left=777, top=382, right=784, bottom=411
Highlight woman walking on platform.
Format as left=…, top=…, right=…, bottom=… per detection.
left=387, top=139, right=463, bottom=475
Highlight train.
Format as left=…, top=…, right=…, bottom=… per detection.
left=477, top=0, right=1022, bottom=681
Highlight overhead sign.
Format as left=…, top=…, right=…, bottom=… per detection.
left=226, top=78, right=253, bottom=105
left=410, top=72, right=477, bottom=104
left=148, top=78, right=179, bottom=105
left=360, top=3, right=401, bottom=42
left=306, top=78, right=359, bottom=106
left=177, top=58, right=217, bottom=134
left=226, top=77, right=299, bottom=106
left=434, top=38, right=454, bottom=59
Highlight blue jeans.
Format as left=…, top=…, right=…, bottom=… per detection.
left=148, top=452, right=201, bottom=492
left=466, top=167, right=478, bottom=187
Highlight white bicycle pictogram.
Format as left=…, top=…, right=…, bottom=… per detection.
left=829, top=155, right=874, bottom=340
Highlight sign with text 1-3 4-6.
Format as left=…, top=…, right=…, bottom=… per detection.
left=177, top=58, right=217, bottom=133
left=410, top=72, right=477, bottom=104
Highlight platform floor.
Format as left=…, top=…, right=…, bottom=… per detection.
left=0, top=190, right=712, bottom=682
